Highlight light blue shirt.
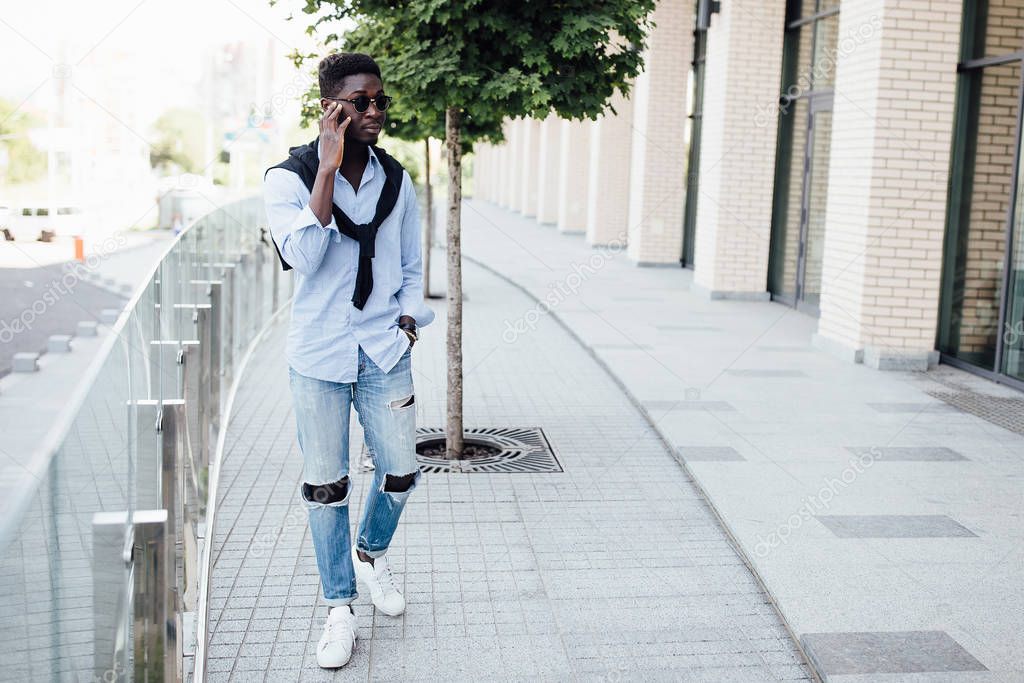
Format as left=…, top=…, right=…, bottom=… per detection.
left=263, top=141, right=435, bottom=383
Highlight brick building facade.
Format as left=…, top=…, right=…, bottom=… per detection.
left=472, top=0, right=1024, bottom=389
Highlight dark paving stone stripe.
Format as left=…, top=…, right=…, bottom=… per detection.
left=800, top=630, right=987, bottom=675
left=816, top=515, right=978, bottom=538
left=845, top=446, right=968, bottom=461
left=867, top=402, right=962, bottom=414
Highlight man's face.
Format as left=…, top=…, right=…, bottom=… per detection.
left=321, top=73, right=386, bottom=146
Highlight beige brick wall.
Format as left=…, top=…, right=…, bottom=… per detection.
left=520, top=118, right=541, bottom=217
left=816, top=0, right=961, bottom=368
left=501, top=123, right=515, bottom=207
left=489, top=143, right=501, bottom=203
left=501, top=118, right=521, bottom=209
left=537, top=114, right=562, bottom=224
left=626, top=0, right=692, bottom=265
left=475, top=143, right=490, bottom=201
left=487, top=143, right=501, bottom=203
left=692, top=0, right=786, bottom=294
left=587, top=87, right=634, bottom=246
left=557, top=119, right=591, bottom=233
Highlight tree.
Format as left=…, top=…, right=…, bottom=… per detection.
left=293, top=0, right=656, bottom=458
left=149, top=108, right=206, bottom=174
left=0, top=99, right=46, bottom=185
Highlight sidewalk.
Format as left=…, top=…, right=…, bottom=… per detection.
left=204, top=221, right=814, bottom=680
left=459, top=199, right=1022, bottom=682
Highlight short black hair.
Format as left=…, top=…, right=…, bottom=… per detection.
left=318, top=53, right=382, bottom=98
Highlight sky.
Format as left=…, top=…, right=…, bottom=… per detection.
left=0, top=0, right=350, bottom=229
left=0, top=0, right=327, bottom=125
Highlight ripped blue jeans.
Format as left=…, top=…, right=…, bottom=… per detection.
left=288, top=345, right=422, bottom=606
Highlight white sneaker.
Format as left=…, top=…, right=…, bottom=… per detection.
left=351, top=543, right=406, bottom=616
left=316, top=606, right=357, bottom=669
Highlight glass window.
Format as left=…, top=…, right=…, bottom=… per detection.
left=769, top=0, right=837, bottom=309
left=811, top=15, right=839, bottom=90
left=942, top=60, right=1019, bottom=369
left=965, top=1, right=1024, bottom=62
left=1002, top=124, right=1024, bottom=380
left=772, top=97, right=809, bottom=303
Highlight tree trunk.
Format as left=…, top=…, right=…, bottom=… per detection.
left=445, top=108, right=464, bottom=460
left=422, top=137, right=433, bottom=298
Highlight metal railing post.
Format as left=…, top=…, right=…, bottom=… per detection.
left=175, top=310, right=211, bottom=468
left=219, top=264, right=236, bottom=386
left=92, top=511, right=132, bottom=683
left=132, top=509, right=177, bottom=683
left=130, top=399, right=185, bottom=680
left=190, top=280, right=223, bottom=422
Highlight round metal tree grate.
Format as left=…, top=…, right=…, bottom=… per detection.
left=413, top=427, right=562, bottom=473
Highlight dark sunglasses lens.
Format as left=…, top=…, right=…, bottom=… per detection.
left=352, top=96, right=372, bottom=112
left=374, top=95, right=392, bottom=111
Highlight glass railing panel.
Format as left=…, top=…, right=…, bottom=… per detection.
left=0, top=196, right=278, bottom=683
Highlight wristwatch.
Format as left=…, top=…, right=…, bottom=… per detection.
left=399, top=320, right=418, bottom=345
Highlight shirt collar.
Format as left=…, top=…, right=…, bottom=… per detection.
left=316, top=137, right=379, bottom=182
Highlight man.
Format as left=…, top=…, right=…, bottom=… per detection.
left=263, top=52, right=434, bottom=669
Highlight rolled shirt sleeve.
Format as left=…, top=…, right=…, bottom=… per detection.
left=395, top=171, right=436, bottom=327
left=263, top=167, right=338, bottom=276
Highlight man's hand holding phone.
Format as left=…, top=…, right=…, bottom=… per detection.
left=310, top=103, right=351, bottom=227
left=319, top=102, right=351, bottom=174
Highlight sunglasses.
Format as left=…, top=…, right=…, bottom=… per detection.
left=324, top=94, right=393, bottom=113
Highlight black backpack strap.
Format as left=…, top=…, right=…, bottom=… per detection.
left=263, top=142, right=407, bottom=275
left=371, top=145, right=406, bottom=195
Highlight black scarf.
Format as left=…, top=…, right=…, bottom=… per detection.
left=265, top=137, right=405, bottom=310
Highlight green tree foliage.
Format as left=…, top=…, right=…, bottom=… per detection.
left=0, top=99, right=46, bottom=185
left=149, top=108, right=206, bottom=174
left=299, top=1, right=655, bottom=128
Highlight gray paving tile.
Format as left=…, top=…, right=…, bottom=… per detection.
left=656, top=324, right=722, bottom=332
left=592, top=343, right=654, bottom=350
left=816, top=515, right=978, bottom=538
left=845, top=446, right=968, bottom=461
left=678, top=447, right=746, bottom=462
left=643, top=400, right=736, bottom=412
left=726, top=369, right=807, bottom=378
left=203, top=221, right=814, bottom=681
left=801, top=630, right=987, bottom=675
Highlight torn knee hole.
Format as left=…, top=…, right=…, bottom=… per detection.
left=302, top=476, right=350, bottom=505
left=383, top=471, right=418, bottom=493
left=389, top=393, right=415, bottom=409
